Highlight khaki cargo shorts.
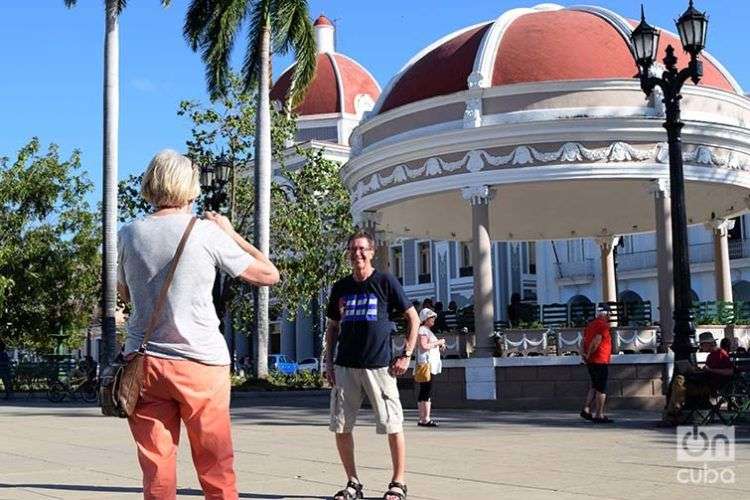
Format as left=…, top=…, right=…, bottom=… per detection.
left=329, top=365, right=404, bottom=435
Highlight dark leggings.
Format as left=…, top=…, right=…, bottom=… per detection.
left=417, top=381, right=432, bottom=402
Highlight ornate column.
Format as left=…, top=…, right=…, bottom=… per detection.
left=707, top=219, right=734, bottom=303
left=595, top=235, right=620, bottom=305
left=462, top=186, right=495, bottom=356
left=652, top=179, right=674, bottom=344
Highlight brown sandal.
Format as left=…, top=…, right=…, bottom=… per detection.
left=334, top=479, right=363, bottom=500
left=383, top=481, right=407, bottom=499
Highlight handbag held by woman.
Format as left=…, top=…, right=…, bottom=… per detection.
left=414, top=362, right=431, bottom=383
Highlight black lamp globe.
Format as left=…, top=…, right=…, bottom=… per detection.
left=631, top=5, right=661, bottom=67
left=214, top=154, right=231, bottom=183
left=200, top=164, right=214, bottom=189
left=676, top=0, right=708, bottom=57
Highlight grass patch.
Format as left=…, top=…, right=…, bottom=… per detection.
left=232, top=370, right=327, bottom=391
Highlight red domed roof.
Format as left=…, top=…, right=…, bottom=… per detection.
left=314, top=15, right=333, bottom=27
left=376, top=5, right=740, bottom=114
left=379, top=23, right=492, bottom=114
left=271, top=53, right=380, bottom=116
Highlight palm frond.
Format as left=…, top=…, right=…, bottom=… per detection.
left=183, top=0, right=213, bottom=49
left=185, top=0, right=250, bottom=99
left=161, top=0, right=172, bottom=6
left=271, top=0, right=316, bottom=107
left=241, top=0, right=271, bottom=93
left=63, top=0, right=77, bottom=8
left=115, top=0, right=128, bottom=15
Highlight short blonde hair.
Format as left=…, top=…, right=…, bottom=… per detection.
left=140, top=149, right=200, bottom=208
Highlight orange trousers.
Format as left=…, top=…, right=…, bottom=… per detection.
left=127, top=356, right=238, bottom=500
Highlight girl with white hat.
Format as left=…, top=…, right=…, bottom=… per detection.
left=415, top=308, right=446, bottom=427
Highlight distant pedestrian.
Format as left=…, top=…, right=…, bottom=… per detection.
left=415, top=308, right=446, bottom=427
left=580, top=308, right=613, bottom=423
left=325, top=230, right=419, bottom=500
left=0, top=340, right=13, bottom=400
left=507, top=292, right=522, bottom=327
left=118, top=150, right=279, bottom=499
left=443, top=301, right=458, bottom=331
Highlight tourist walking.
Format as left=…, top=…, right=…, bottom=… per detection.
left=324, top=230, right=419, bottom=500
left=117, top=149, right=279, bottom=500
left=415, top=308, right=446, bottom=427
left=580, top=308, right=613, bottom=423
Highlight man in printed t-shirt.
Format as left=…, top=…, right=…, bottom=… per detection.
left=324, top=230, right=419, bottom=500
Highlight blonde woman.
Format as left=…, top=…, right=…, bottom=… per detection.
left=117, top=150, right=279, bottom=500
left=416, top=308, right=446, bottom=427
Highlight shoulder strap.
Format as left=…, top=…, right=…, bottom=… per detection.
left=138, top=216, right=198, bottom=351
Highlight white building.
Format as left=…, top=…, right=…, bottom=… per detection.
left=266, top=6, right=750, bottom=361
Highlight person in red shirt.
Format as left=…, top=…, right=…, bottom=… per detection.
left=697, top=334, right=734, bottom=388
left=580, top=308, right=613, bottom=423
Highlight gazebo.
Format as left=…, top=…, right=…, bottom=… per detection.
left=343, top=3, right=750, bottom=355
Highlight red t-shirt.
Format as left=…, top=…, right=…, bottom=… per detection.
left=706, top=348, right=732, bottom=371
left=583, top=317, right=612, bottom=364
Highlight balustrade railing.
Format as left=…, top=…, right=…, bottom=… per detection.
left=617, top=239, right=750, bottom=271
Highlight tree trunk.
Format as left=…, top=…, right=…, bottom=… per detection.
left=101, top=0, right=119, bottom=368
left=252, top=19, right=272, bottom=379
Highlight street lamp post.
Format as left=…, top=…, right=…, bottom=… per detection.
left=200, top=153, right=232, bottom=212
left=630, top=1, right=709, bottom=362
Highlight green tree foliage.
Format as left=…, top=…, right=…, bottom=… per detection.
left=0, top=139, right=100, bottom=350
left=268, top=147, right=354, bottom=318
left=116, top=77, right=353, bottom=336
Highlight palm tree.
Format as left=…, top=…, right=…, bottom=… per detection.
left=64, top=0, right=171, bottom=369
left=185, top=0, right=316, bottom=378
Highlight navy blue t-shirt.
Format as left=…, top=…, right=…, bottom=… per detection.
left=326, top=270, right=411, bottom=368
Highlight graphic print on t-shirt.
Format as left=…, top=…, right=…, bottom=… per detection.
left=341, top=293, right=378, bottom=322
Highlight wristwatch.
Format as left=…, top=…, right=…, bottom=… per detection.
left=403, top=350, right=413, bottom=358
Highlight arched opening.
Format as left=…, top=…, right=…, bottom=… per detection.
left=619, top=290, right=643, bottom=304
left=568, top=294, right=594, bottom=326
left=568, top=294, right=593, bottom=306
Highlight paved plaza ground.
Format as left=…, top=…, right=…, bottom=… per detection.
left=0, top=391, right=749, bottom=499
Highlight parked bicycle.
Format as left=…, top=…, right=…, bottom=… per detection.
left=47, top=364, right=98, bottom=403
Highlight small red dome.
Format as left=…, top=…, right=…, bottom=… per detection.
left=314, top=15, right=334, bottom=27
left=376, top=6, right=740, bottom=115
left=271, top=53, right=380, bottom=116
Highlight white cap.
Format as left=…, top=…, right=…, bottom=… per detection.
left=419, top=308, right=437, bottom=323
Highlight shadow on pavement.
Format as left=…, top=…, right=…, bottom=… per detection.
left=0, top=483, right=327, bottom=499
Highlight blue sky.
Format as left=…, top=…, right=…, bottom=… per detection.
left=1, top=1, right=748, bottom=207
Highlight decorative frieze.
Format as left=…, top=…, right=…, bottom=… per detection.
left=350, top=141, right=750, bottom=201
